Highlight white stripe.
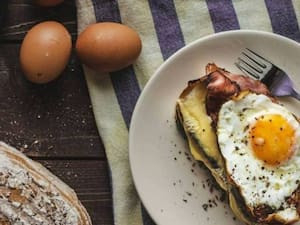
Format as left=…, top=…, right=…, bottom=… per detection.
left=76, top=0, right=97, bottom=33
left=76, top=2, right=143, bottom=224
left=174, top=0, right=214, bottom=44
left=84, top=67, right=143, bottom=225
left=232, top=0, right=273, bottom=31
left=292, top=0, right=300, bottom=25
left=118, top=0, right=164, bottom=89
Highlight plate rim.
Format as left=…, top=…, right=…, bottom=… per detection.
left=129, top=29, right=300, bottom=225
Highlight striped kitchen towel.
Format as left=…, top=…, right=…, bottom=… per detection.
left=76, top=0, right=300, bottom=225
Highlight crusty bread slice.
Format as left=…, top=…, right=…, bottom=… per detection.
left=0, top=142, right=92, bottom=225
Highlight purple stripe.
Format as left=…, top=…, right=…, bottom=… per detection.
left=92, top=0, right=141, bottom=128
left=265, top=0, right=300, bottom=42
left=93, top=0, right=121, bottom=22
left=91, top=1, right=151, bottom=224
left=206, top=0, right=240, bottom=32
left=110, top=68, right=141, bottom=128
left=148, top=0, right=185, bottom=60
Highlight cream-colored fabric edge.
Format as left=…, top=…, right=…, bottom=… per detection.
left=76, top=1, right=143, bottom=225
left=84, top=68, right=143, bottom=225
left=117, top=0, right=164, bottom=89
left=292, top=0, right=300, bottom=25
left=76, top=0, right=96, bottom=33
left=232, top=0, right=272, bottom=31
left=174, top=0, right=214, bottom=44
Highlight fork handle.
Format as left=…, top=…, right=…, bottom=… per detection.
left=291, top=89, right=300, bottom=101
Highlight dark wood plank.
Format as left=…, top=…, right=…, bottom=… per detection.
left=37, top=159, right=114, bottom=225
left=0, top=1, right=8, bottom=27
left=0, top=43, right=105, bottom=158
left=0, top=0, right=77, bottom=42
left=0, top=2, right=115, bottom=225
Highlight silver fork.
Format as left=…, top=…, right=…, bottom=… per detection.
left=235, top=48, right=300, bottom=101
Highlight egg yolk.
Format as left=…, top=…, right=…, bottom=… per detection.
left=249, top=114, right=295, bottom=165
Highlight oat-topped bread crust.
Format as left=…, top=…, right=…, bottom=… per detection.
left=0, top=142, right=92, bottom=225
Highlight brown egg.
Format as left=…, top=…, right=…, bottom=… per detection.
left=20, top=21, right=72, bottom=84
left=76, top=22, right=142, bottom=73
left=35, top=0, right=64, bottom=7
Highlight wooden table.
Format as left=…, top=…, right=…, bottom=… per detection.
left=0, top=1, right=114, bottom=224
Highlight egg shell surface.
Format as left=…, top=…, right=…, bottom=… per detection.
left=76, top=22, right=142, bottom=73
left=20, top=21, right=72, bottom=84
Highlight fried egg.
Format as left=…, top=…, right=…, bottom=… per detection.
left=217, top=93, right=300, bottom=222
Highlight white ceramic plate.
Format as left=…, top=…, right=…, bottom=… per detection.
left=129, top=30, right=300, bottom=225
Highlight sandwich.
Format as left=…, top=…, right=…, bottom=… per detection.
left=176, top=63, right=300, bottom=224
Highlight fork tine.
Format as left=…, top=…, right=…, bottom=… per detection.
left=235, top=62, right=260, bottom=79
left=242, top=51, right=267, bottom=69
left=238, top=57, right=264, bottom=73
left=246, top=48, right=272, bottom=64
left=244, top=48, right=274, bottom=69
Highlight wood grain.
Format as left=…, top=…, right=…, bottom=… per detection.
left=37, top=159, right=114, bottom=225
left=0, top=43, right=105, bottom=158
left=0, top=0, right=77, bottom=42
left=0, top=1, right=115, bottom=224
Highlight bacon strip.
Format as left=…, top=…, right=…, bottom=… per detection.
left=201, top=63, right=271, bottom=126
left=224, top=72, right=270, bottom=96
left=200, top=71, right=240, bottom=125
left=201, top=71, right=240, bottom=98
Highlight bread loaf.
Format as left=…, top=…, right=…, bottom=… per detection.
left=0, top=142, right=92, bottom=225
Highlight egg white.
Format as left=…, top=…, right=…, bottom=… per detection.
left=217, top=93, right=300, bottom=220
